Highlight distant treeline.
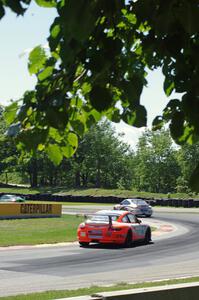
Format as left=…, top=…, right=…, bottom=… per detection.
left=0, top=112, right=199, bottom=194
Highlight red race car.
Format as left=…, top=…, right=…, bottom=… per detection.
left=77, top=210, right=151, bottom=247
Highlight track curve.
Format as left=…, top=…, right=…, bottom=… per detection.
left=0, top=211, right=199, bottom=296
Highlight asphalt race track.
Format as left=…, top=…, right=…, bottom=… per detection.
left=0, top=211, right=199, bottom=297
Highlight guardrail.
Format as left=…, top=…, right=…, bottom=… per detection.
left=1, top=193, right=199, bottom=207
left=56, top=282, right=199, bottom=300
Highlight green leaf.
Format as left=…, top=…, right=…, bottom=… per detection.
left=34, top=0, right=56, bottom=8
left=37, top=143, right=45, bottom=151
left=125, top=13, right=137, bottom=25
left=51, top=23, right=61, bottom=39
left=48, top=18, right=61, bottom=51
left=177, top=2, right=199, bottom=35
left=4, top=102, right=18, bottom=125
left=178, top=126, right=194, bottom=145
left=86, top=114, right=96, bottom=129
left=46, top=144, right=63, bottom=165
left=90, top=86, right=113, bottom=112
left=67, top=132, right=78, bottom=148
left=38, top=66, right=54, bottom=81
left=164, top=79, right=175, bottom=97
left=90, top=109, right=101, bottom=122
left=182, top=93, right=199, bottom=134
left=170, top=111, right=185, bottom=143
left=19, top=128, right=49, bottom=151
left=122, top=105, right=147, bottom=127
left=70, top=97, right=83, bottom=109
left=163, top=99, right=181, bottom=121
left=0, top=4, right=5, bottom=19
left=121, top=75, right=143, bottom=108
left=109, top=108, right=121, bottom=123
left=70, top=120, right=85, bottom=136
left=49, top=128, right=63, bottom=143
left=46, top=107, right=68, bottom=130
left=28, top=45, right=47, bottom=75
left=62, top=145, right=76, bottom=158
left=152, top=116, right=164, bottom=131
left=122, top=110, right=136, bottom=126
left=82, top=82, right=91, bottom=95
left=60, top=0, right=97, bottom=43
left=133, top=105, right=147, bottom=127
left=4, top=0, right=26, bottom=15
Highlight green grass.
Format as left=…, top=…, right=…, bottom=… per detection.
left=0, top=215, right=84, bottom=247
left=0, top=277, right=199, bottom=300
left=0, top=186, right=198, bottom=199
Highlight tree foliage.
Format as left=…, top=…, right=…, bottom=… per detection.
left=72, top=121, right=134, bottom=189
left=0, top=106, right=20, bottom=183
left=0, top=0, right=31, bottom=19
left=1, top=110, right=199, bottom=194
left=0, top=117, right=134, bottom=189
left=176, top=143, right=199, bottom=192
left=1, top=0, right=199, bottom=188
left=132, top=129, right=180, bottom=193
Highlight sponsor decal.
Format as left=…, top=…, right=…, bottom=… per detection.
left=0, top=203, right=61, bottom=219
left=20, top=204, right=53, bottom=214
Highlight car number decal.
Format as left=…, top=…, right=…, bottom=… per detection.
left=131, top=225, right=146, bottom=236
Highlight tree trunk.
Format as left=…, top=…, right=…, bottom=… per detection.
left=29, top=158, right=38, bottom=187
left=96, top=159, right=101, bottom=188
left=82, top=173, right=88, bottom=187
left=5, top=172, right=8, bottom=184
left=75, top=170, right=81, bottom=187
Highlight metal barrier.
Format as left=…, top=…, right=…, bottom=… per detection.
left=57, top=282, right=199, bottom=300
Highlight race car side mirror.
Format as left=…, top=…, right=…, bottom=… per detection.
left=137, top=219, right=141, bottom=224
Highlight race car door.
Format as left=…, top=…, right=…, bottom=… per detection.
left=127, top=213, right=146, bottom=240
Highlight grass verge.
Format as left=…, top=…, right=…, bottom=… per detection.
left=0, top=215, right=84, bottom=247
left=0, top=277, right=199, bottom=300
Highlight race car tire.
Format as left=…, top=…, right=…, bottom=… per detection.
left=124, top=230, right=132, bottom=247
left=144, top=228, right=151, bottom=244
left=145, top=214, right=152, bottom=217
left=79, top=242, right=89, bottom=247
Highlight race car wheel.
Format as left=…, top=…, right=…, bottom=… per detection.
left=79, top=242, right=89, bottom=247
left=144, top=229, right=151, bottom=244
left=124, top=230, right=132, bottom=247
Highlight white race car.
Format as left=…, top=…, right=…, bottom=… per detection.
left=114, top=198, right=153, bottom=217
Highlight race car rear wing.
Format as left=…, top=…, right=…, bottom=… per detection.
left=84, top=214, right=118, bottom=227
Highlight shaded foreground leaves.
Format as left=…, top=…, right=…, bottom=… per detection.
left=1, top=0, right=199, bottom=189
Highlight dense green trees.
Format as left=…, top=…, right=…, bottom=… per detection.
left=0, top=107, right=20, bottom=184
left=1, top=108, right=199, bottom=194
left=132, top=130, right=180, bottom=193
left=72, top=121, right=133, bottom=189
left=0, top=117, right=134, bottom=188
left=176, top=143, right=199, bottom=193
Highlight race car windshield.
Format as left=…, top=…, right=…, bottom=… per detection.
left=89, top=215, right=118, bottom=222
left=131, top=200, right=147, bottom=205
